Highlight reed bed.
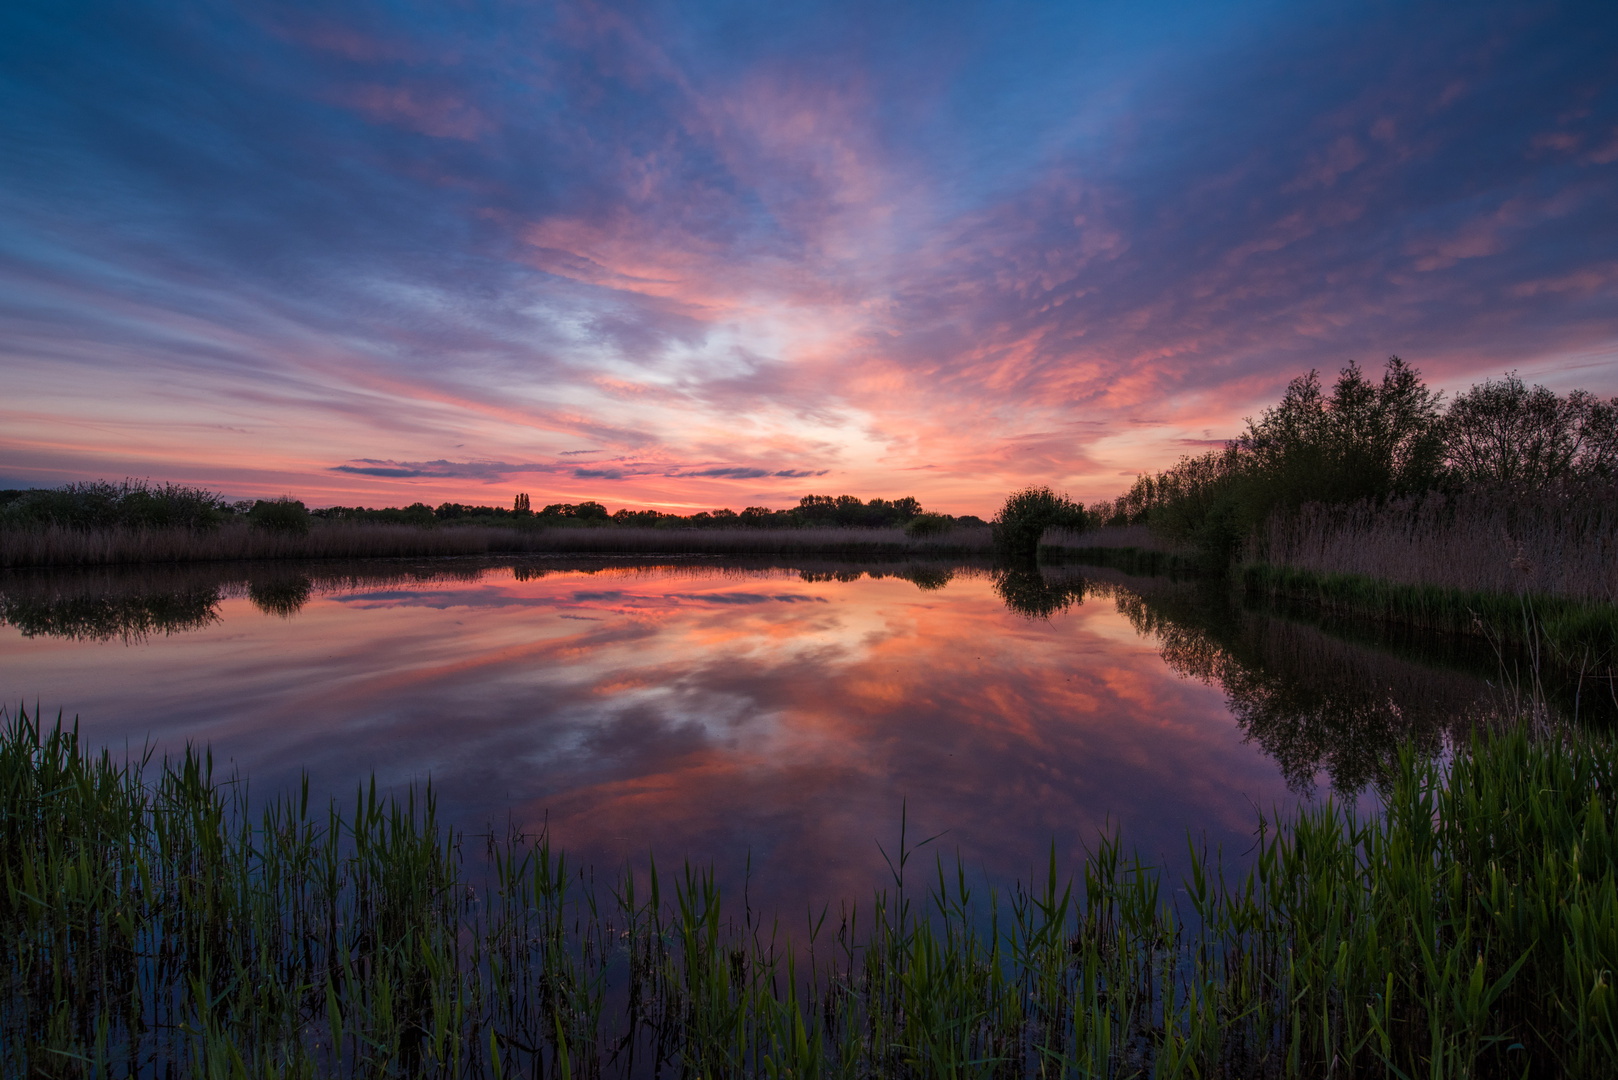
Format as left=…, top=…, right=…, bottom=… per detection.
left=0, top=523, right=995, bottom=568
left=1254, top=489, right=1618, bottom=605
left=1245, top=490, right=1618, bottom=675
left=1041, top=527, right=1200, bottom=578
left=1046, top=525, right=1172, bottom=553
left=4, top=706, right=1615, bottom=1078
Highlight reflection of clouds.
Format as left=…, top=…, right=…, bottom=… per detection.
left=0, top=563, right=1294, bottom=913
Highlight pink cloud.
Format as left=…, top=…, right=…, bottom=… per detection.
left=343, top=84, right=493, bottom=141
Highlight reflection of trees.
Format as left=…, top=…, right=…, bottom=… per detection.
left=898, top=566, right=954, bottom=591
left=1106, top=582, right=1477, bottom=794
left=247, top=574, right=313, bottom=618
left=992, top=563, right=1086, bottom=619
left=0, top=560, right=504, bottom=643
left=0, top=585, right=220, bottom=643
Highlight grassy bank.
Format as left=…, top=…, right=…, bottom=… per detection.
left=0, top=522, right=994, bottom=568
left=1241, top=562, right=1618, bottom=679
left=5, top=707, right=1616, bottom=1077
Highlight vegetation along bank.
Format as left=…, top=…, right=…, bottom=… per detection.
left=4, top=705, right=1616, bottom=1077
left=1079, top=362, right=1617, bottom=671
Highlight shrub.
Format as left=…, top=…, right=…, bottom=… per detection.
left=991, top=487, right=1087, bottom=558
left=0, top=480, right=228, bottom=531
left=247, top=498, right=311, bottom=536
left=904, top=513, right=953, bottom=538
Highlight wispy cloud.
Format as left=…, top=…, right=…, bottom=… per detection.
left=668, top=467, right=830, bottom=480
left=2, top=0, right=1614, bottom=512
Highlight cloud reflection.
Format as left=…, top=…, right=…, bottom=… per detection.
left=1, top=556, right=1524, bottom=916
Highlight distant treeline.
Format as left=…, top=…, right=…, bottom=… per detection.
left=0, top=482, right=984, bottom=536
left=1089, top=362, right=1618, bottom=572
left=323, top=493, right=985, bottom=532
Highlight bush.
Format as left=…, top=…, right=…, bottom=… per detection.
left=904, top=513, right=953, bottom=538
left=247, top=498, right=311, bottom=536
left=991, top=487, right=1087, bottom=558
left=0, top=480, right=228, bottom=531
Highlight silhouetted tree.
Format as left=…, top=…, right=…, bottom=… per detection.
left=248, top=498, right=312, bottom=536
left=1443, top=373, right=1618, bottom=489
left=991, top=487, right=1087, bottom=558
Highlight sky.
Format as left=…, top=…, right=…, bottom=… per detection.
left=2, top=1, right=1616, bottom=514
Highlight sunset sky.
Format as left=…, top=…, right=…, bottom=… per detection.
left=3, top=1, right=1615, bottom=514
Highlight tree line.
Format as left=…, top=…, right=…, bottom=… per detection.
left=0, top=484, right=984, bottom=535
left=1086, top=361, right=1618, bottom=569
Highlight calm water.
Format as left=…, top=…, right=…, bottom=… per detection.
left=0, top=556, right=1545, bottom=912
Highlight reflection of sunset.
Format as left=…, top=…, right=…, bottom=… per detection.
left=0, top=562, right=1300, bottom=912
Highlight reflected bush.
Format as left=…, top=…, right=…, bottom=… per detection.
left=898, top=566, right=954, bottom=591
left=247, top=575, right=313, bottom=618
left=992, top=563, right=1086, bottom=619
left=0, top=586, right=220, bottom=643
left=1108, top=581, right=1474, bottom=792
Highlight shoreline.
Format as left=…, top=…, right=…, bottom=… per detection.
left=0, top=520, right=996, bottom=568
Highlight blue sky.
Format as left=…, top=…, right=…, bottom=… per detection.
left=2, top=0, right=1615, bottom=511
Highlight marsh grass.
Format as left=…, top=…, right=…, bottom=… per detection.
left=1242, top=563, right=1618, bottom=682
left=1255, top=489, right=1618, bottom=605
left=0, top=523, right=995, bottom=568
left=4, top=706, right=1616, bottom=1077
left=1038, top=527, right=1201, bottom=579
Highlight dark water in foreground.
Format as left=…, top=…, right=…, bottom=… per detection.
left=0, top=556, right=1587, bottom=914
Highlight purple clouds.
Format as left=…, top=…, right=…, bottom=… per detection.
left=1, top=0, right=1614, bottom=510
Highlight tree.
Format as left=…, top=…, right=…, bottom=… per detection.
left=1443, top=373, right=1618, bottom=489
left=1235, top=356, right=1444, bottom=507
left=248, top=497, right=311, bottom=536
left=991, top=487, right=1087, bottom=558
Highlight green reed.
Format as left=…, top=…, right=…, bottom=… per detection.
left=3, top=704, right=1615, bottom=1078
left=1241, top=562, right=1618, bottom=680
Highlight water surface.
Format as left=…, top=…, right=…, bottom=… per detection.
left=0, top=556, right=1528, bottom=913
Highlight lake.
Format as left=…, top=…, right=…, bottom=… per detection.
left=0, top=555, right=1564, bottom=916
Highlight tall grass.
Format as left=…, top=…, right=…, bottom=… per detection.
left=1255, top=488, right=1618, bottom=605
left=0, top=523, right=995, bottom=568
left=4, top=704, right=1615, bottom=1077
left=1243, top=489, right=1618, bottom=676
left=1042, top=526, right=1200, bottom=577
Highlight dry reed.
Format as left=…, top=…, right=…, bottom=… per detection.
left=1044, top=524, right=1177, bottom=552
left=0, top=522, right=995, bottom=568
left=1255, top=488, right=1618, bottom=605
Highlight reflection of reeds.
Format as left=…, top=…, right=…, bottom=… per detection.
left=0, top=522, right=995, bottom=568
left=6, top=706, right=1614, bottom=1076
left=1069, top=570, right=1553, bottom=790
